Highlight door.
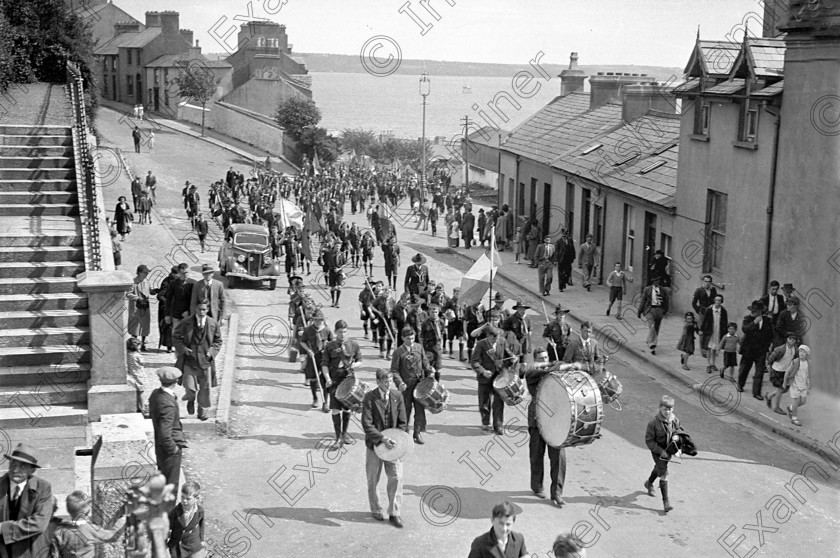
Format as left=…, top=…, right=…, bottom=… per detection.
left=542, top=182, right=552, bottom=237
left=642, top=211, right=657, bottom=286
left=136, top=74, right=143, bottom=104
left=581, top=189, right=592, bottom=243
left=529, top=178, right=537, bottom=221
left=153, top=87, right=160, bottom=111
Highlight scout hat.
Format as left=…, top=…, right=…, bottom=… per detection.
left=554, top=305, right=571, bottom=314
left=512, top=301, right=531, bottom=310
left=493, top=292, right=506, bottom=304
left=412, top=253, right=426, bottom=265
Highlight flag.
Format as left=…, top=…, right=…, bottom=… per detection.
left=459, top=253, right=497, bottom=306
left=489, top=225, right=502, bottom=268
left=301, top=219, right=313, bottom=261
left=277, top=198, right=304, bottom=230
left=306, top=205, right=325, bottom=234
left=312, top=151, right=322, bottom=176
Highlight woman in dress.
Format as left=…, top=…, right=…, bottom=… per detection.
left=156, top=266, right=177, bottom=352
left=114, top=196, right=132, bottom=240
left=127, top=264, right=152, bottom=351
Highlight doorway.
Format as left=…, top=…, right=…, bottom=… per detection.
left=581, top=189, right=591, bottom=244
left=542, top=182, right=552, bottom=237
left=642, top=211, right=657, bottom=286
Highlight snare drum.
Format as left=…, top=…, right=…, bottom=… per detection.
left=591, top=368, right=623, bottom=405
left=535, top=370, right=603, bottom=448
left=492, top=370, right=526, bottom=406
left=335, top=376, right=370, bottom=411
left=413, top=377, right=451, bottom=414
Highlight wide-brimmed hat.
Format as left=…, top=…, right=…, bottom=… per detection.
left=782, top=283, right=794, bottom=290
left=311, top=309, right=325, bottom=320
left=201, top=264, right=215, bottom=274
left=156, top=366, right=182, bottom=383
left=749, top=300, right=765, bottom=311
left=554, top=306, right=571, bottom=314
left=412, top=253, right=426, bottom=264
left=493, top=292, right=506, bottom=303
left=512, top=301, right=531, bottom=310
left=4, top=443, right=41, bottom=468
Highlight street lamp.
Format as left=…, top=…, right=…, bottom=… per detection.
left=419, top=72, right=430, bottom=200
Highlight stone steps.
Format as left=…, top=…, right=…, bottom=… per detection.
left=0, top=261, right=85, bottom=278
left=0, top=125, right=73, bottom=136
left=0, top=179, right=75, bottom=192
left=0, top=382, right=90, bottom=408
left=1, top=145, right=74, bottom=157
left=0, top=168, right=75, bottom=180
left=0, top=215, right=82, bottom=234
left=0, top=326, right=90, bottom=348
left=0, top=135, right=73, bottom=147
left=0, top=309, right=89, bottom=329
left=0, top=156, right=74, bottom=169
left=0, top=203, right=79, bottom=216
left=0, top=245, right=84, bottom=263
left=0, top=233, right=82, bottom=247
left=0, top=363, right=91, bottom=386
left=0, top=404, right=88, bottom=428
left=0, top=277, right=81, bottom=295
left=0, top=344, right=91, bottom=368
left=0, top=190, right=78, bottom=204
left=0, top=292, right=88, bottom=312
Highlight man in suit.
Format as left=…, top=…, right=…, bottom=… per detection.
left=648, top=249, right=670, bottom=287
left=0, top=444, right=53, bottom=558
left=470, top=327, right=516, bottom=435
left=467, top=501, right=529, bottom=558
left=563, top=321, right=603, bottom=374
left=362, top=368, right=408, bottom=528
left=692, top=275, right=718, bottom=319
left=404, top=253, right=428, bottom=297
left=554, top=230, right=576, bottom=292
left=149, top=367, right=188, bottom=494
left=637, top=277, right=670, bottom=355
left=166, top=263, right=193, bottom=345
left=760, top=280, right=786, bottom=328
left=737, top=300, right=775, bottom=399
left=391, top=327, right=434, bottom=444
left=174, top=300, right=223, bottom=420
left=190, top=264, right=226, bottom=321
left=534, top=236, right=556, bottom=296
left=578, top=234, right=599, bottom=291
left=461, top=208, right=476, bottom=249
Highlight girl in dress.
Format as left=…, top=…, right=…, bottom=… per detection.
left=784, top=344, right=812, bottom=426
left=676, top=312, right=699, bottom=370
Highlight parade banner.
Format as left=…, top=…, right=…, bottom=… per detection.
left=277, top=198, right=304, bottom=230
left=459, top=253, right=497, bottom=306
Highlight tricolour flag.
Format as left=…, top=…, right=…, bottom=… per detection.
left=312, top=151, right=322, bottom=176
left=277, top=198, right=304, bottom=230
left=459, top=253, right=497, bottom=307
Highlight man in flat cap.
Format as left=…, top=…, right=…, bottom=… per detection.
left=149, top=367, right=188, bottom=494
left=1, top=443, right=53, bottom=558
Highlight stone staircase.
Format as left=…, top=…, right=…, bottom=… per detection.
left=0, top=125, right=91, bottom=427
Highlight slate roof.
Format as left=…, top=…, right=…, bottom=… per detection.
left=552, top=115, right=681, bottom=208
left=705, top=78, right=746, bottom=95
left=501, top=93, right=620, bottom=165
left=752, top=80, right=784, bottom=97
left=747, top=39, right=786, bottom=77
left=94, top=28, right=162, bottom=55
left=672, top=78, right=700, bottom=94
left=687, top=40, right=741, bottom=77
left=146, top=53, right=231, bottom=68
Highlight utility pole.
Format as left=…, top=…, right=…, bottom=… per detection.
left=461, top=115, right=471, bottom=195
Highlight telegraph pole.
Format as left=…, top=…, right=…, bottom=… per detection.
left=461, top=115, right=471, bottom=195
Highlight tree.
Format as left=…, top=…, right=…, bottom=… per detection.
left=340, top=128, right=377, bottom=156
left=0, top=0, right=95, bottom=92
left=275, top=96, right=321, bottom=140
left=172, top=62, right=218, bottom=136
left=298, top=126, right=340, bottom=166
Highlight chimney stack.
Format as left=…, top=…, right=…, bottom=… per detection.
left=114, top=21, right=141, bottom=35
left=158, top=11, right=180, bottom=35
left=187, top=40, right=202, bottom=61
left=621, top=83, right=679, bottom=122
left=589, top=72, right=649, bottom=110
left=145, top=11, right=161, bottom=27
left=180, top=29, right=194, bottom=47
left=559, top=52, right=587, bottom=97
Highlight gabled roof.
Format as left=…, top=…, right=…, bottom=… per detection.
left=94, top=28, right=162, bottom=55
left=685, top=40, right=741, bottom=78
left=552, top=116, right=680, bottom=208
left=730, top=37, right=786, bottom=79
left=705, top=78, right=746, bottom=95
left=467, top=127, right=508, bottom=147
left=752, top=80, right=784, bottom=97
left=501, top=93, right=621, bottom=165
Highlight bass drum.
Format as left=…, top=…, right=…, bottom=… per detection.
left=535, top=370, right=603, bottom=448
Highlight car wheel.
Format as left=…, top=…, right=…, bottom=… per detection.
left=269, top=279, right=277, bottom=291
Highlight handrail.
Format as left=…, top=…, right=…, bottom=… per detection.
left=66, top=61, right=103, bottom=271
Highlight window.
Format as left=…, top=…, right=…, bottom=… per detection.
left=102, top=57, right=107, bottom=72
left=517, top=182, right=525, bottom=216
left=154, top=69, right=159, bottom=84
left=267, top=38, right=279, bottom=48
left=705, top=191, right=727, bottom=273
left=257, top=37, right=265, bottom=47
left=127, top=49, right=132, bottom=65
left=111, top=56, right=116, bottom=71
left=623, top=204, right=635, bottom=271
left=694, top=100, right=710, bottom=135
left=126, top=75, right=134, bottom=96
left=565, top=181, right=575, bottom=234
left=739, top=103, right=759, bottom=142
left=660, top=233, right=672, bottom=259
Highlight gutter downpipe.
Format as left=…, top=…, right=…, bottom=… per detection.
left=764, top=105, right=781, bottom=290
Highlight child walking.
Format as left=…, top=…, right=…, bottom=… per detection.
left=766, top=332, right=798, bottom=415
left=168, top=481, right=206, bottom=558
left=51, top=491, right=126, bottom=557
left=676, top=312, right=699, bottom=370
left=719, top=323, right=740, bottom=381
left=514, top=226, right=523, bottom=264
left=126, top=337, right=150, bottom=417
left=784, top=344, right=811, bottom=426
left=605, top=262, right=633, bottom=318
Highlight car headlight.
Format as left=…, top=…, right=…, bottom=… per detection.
left=236, top=255, right=245, bottom=263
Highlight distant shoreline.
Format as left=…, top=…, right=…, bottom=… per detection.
left=295, top=52, right=683, bottom=81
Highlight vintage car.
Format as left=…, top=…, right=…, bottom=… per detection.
left=218, top=224, right=282, bottom=290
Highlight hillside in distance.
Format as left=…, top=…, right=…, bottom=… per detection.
left=295, top=52, right=684, bottom=81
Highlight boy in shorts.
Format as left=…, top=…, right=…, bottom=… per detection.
left=719, top=322, right=740, bottom=380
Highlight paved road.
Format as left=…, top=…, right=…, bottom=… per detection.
left=94, top=108, right=840, bottom=557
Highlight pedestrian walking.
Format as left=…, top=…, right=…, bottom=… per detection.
left=114, top=196, right=132, bottom=241
left=720, top=323, right=740, bottom=381
left=534, top=236, right=556, bottom=296
left=644, top=395, right=682, bottom=513
left=196, top=213, right=209, bottom=253
left=637, top=277, right=669, bottom=354
left=148, top=130, right=155, bottom=155
left=736, top=300, right=774, bottom=398
left=132, top=126, right=141, bottom=153
left=676, top=312, right=699, bottom=370
left=766, top=333, right=799, bottom=415
left=467, top=502, right=528, bottom=558
left=784, top=344, right=811, bottom=426
left=605, top=262, right=632, bottom=318
left=149, top=366, right=188, bottom=495
left=578, top=234, right=599, bottom=290
left=173, top=300, right=222, bottom=421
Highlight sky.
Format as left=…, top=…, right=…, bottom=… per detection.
left=123, top=0, right=766, bottom=68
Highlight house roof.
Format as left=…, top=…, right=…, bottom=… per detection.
left=467, top=127, right=508, bottom=148
left=685, top=40, right=741, bottom=78
left=94, top=28, right=162, bottom=55
left=705, top=78, right=746, bottom=95
left=752, top=80, right=784, bottom=97
left=552, top=115, right=681, bottom=208
left=730, top=37, right=786, bottom=79
left=501, top=93, right=620, bottom=164
left=145, top=53, right=232, bottom=69
left=672, top=77, right=700, bottom=94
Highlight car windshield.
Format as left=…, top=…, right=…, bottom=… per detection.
left=234, top=233, right=267, bottom=246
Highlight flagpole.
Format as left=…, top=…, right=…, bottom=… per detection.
left=488, top=225, right=495, bottom=310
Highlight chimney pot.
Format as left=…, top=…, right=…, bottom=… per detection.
left=641, top=73, right=648, bottom=77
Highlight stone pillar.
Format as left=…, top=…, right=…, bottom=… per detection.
left=78, top=270, right=137, bottom=421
